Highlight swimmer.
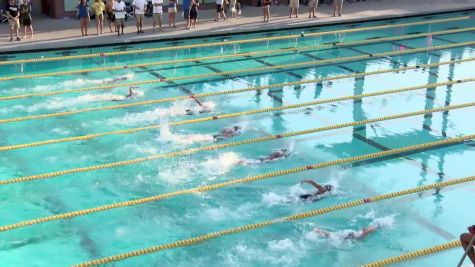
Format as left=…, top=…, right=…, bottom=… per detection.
left=259, top=148, right=291, bottom=162
left=313, top=224, right=378, bottom=241
left=110, top=87, right=139, bottom=102
left=213, top=126, right=241, bottom=140
left=298, top=180, right=333, bottom=202
left=125, top=86, right=138, bottom=99
left=185, top=105, right=213, bottom=115
left=185, top=101, right=213, bottom=115
left=104, top=75, right=129, bottom=84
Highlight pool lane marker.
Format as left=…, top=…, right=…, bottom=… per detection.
left=0, top=16, right=470, bottom=67
left=1, top=40, right=475, bottom=101
left=69, top=173, right=475, bottom=267
left=361, top=240, right=461, bottom=267
left=0, top=46, right=474, bottom=124
left=1, top=132, right=474, bottom=234
left=1, top=102, right=475, bottom=187
left=1, top=78, right=474, bottom=153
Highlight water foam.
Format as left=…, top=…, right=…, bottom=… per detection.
left=200, top=152, right=243, bottom=176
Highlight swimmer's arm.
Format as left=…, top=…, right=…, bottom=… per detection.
left=314, top=227, right=330, bottom=238
left=300, top=180, right=327, bottom=193
left=357, top=226, right=378, bottom=240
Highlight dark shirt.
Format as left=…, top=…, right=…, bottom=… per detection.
left=77, top=3, right=89, bottom=18
left=6, top=4, right=20, bottom=18
left=20, top=4, right=31, bottom=20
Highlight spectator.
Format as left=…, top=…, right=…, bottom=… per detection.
left=308, top=0, right=317, bottom=18
left=183, top=0, right=190, bottom=28
left=77, top=0, right=90, bottom=36
left=20, top=0, right=33, bottom=39
left=133, top=0, right=146, bottom=33
left=168, top=0, right=177, bottom=28
left=6, top=0, right=21, bottom=41
left=262, top=0, right=270, bottom=22
left=188, top=0, right=198, bottom=28
left=152, top=0, right=163, bottom=31
left=106, top=0, right=116, bottom=33
left=230, top=0, right=236, bottom=18
left=333, top=0, right=343, bottom=16
left=113, top=0, right=126, bottom=35
left=289, top=0, right=298, bottom=18
left=214, top=0, right=226, bottom=21
left=91, top=0, right=105, bottom=34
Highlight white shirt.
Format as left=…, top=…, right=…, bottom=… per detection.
left=132, top=0, right=146, bottom=14
left=216, top=0, right=223, bottom=5
left=113, top=1, right=126, bottom=19
left=152, top=0, right=163, bottom=13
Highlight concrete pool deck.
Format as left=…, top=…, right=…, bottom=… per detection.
left=0, top=0, right=474, bottom=53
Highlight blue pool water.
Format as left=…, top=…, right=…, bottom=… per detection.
left=1, top=10, right=475, bottom=267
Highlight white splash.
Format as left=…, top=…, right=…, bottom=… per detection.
left=200, top=152, right=243, bottom=176
left=107, top=100, right=190, bottom=126
left=158, top=122, right=214, bottom=146
left=8, top=73, right=135, bottom=95
left=370, top=214, right=396, bottom=229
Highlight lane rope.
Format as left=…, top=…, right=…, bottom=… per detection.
left=1, top=62, right=473, bottom=124
left=1, top=41, right=474, bottom=101
left=2, top=27, right=474, bottom=81
left=0, top=16, right=469, bottom=66
left=72, top=174, right=475, bottom=267
left=1, top=104, right=474, bottom=186
left=361, top=240, right=461, bottom=267
left=1, top=78, right=474, bottom=152
left=1, top=134, right=474, bottom=233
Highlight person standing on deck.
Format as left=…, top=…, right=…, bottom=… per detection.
left=215, top=0, right=226, bottom=21
left=133, top=0, right=146, bottom=33
left=6, top=0, right=21, bottom=41
left=168, top=0, right=177, bottom=28
left=262, top=0, right=270, bottom=22
left=91, top=0, right=105, bottom=34
left=308, top=0, right=317, bottom=18
left=113, top=0, right=126, bottom=35
left=182, top=0, right=190, bottom=28
left=289, top=0, right=299, bottom=18
left=152, top=0, right=164, bottom=31
left=333, top=0, right=343, bottom=16
left=106, top=0, right=116, bottom=33
left=77, top=0, right=90, bottom=36
left=20, top=0, right=33, bottom=39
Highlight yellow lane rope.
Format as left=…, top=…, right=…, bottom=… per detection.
left=1, top=78, right=473, bottom=152
left=3, top=27, right=474, bottom=81
left=0, top=46, right=475, bottom=124
left=361, top=240, right=461, bottom=267
left=0, top=16, right=469, bottom=66
left=1, top=103, right=473, bottom=186
left=1, top=41, right=474, bottom=100
left=72, top=174, right=475, bottom=267
left=2, top=134, right=474, bottom=234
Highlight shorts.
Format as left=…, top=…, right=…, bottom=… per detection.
left=190, top=10, right=197, bottom=19
left=135, top=13, right=144, bottom=20
left=22, top=18, right=31, bottom=26
left=107, top=12, right=115, bottom=22
left=290, top=0, right=299, bottom=8
left=216, top=4, right=222, bottom=12
left=8, top=18, right=20, bottom=29
left=168, top=6, right=177, bottom=13
left=183, top=9, right=189, bottom=19
left=116, top=17, right=125, bottom=25
left=153, top=13, right=162, bottom=19
left=308, top=0, right=317, bottom=8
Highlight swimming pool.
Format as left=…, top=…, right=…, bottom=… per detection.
left=1, top=10, right=475, bottom=267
